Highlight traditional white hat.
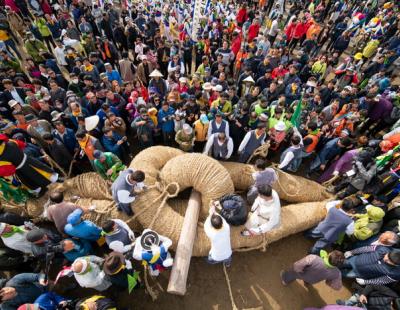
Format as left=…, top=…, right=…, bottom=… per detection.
left=85, top=115, right=100, bottom=131
left=274, top=121, right=286, bottom=131
left=243, top=76, right=255, bottom=83
left=213, top=85, right=223, bottom=92
left=149, top=69, right=163, bottom=77
left=183, top=123, right=193, bottom=134
left=202, top=82, right=212, bottom=90
left=8, top=100, right=18, bottom=108
left=0, top=223, right=6, bottom=235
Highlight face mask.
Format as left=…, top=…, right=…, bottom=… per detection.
left=72, top=79, right=79, bottom=83
left=278, top=80, right=283, bottom=84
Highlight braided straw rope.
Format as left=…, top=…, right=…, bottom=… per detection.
left=221, top=161, right=332, bottom=203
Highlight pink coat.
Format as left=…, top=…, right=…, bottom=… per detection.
left=5, top=0, right=20, bottom=13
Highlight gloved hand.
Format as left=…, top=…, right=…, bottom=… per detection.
left=344, top=251, right=353, bottom=258
left=356, top=278, right=366, bottom=285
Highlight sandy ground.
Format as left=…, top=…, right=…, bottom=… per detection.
left=118, top=234, right=351, bottom=310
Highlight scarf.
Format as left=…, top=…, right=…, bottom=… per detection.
left=84, top=64, right=94, bottom=72
left=2, top=225, right=24, bottom=238
left=309, top=128, right=320, bottom=136
left=320, top=250, right=334, bottom=268
left=72, top=107, right=82, bottom=117
left=78, top=135, right=89, bottom=150
left=104, top=43, right=111, bottom=58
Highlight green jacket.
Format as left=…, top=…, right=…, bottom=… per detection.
left=175, top=130, right=195, bottom=152
left=353, top=206, right=385, bottom=240
left=25, top=40, right=46, bottom=62
left=94, top=152, right=125, bottom=181
left=34, top=18, right=52, bottom=37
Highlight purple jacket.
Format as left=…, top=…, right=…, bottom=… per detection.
left=368, top=97, right=393, bottom=122
left=318, top=149, right=359, bottom=183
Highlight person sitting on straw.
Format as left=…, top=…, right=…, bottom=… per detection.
left=241, top=184, right=281, bottom=236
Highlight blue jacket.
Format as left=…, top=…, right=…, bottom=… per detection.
left=352, top=246, right=400, bottom=283
left=53, top=128, right=78, bottom=154
left=106, top=70, right=123, bottom=85
left=101, top=132, right=123, bottom=158
left=63, top=238, right=92, bottom=262
left=64, top=209, right=101, bottom=241
left=46, top=21, right=61, bottom=39
left=284, top=83, right=301, bottom=105
left=318, top=138, right=342, bottom=165
left=158, top=107, right=175, bottom=133
left=96, top=106, right=119, bottom=129
left=0, top=273, right=46, bottom=310
left=333, top=35, right=350, bottom=51
left=45, top=59, right=61, bottom=74
left=34, top=292, right=67, bottom=310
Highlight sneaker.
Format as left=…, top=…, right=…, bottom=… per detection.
left=280, top=270, right=288, bottom=286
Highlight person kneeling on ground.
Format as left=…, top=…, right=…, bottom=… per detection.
left=305, top=199, right=355, bottom=255
left=241, top=184, right=281, bottom=236
left=204, top=205, right=232, bottom=267
left=280, top=250, right=344, bottom=290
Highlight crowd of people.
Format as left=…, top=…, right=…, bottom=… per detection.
left=0, top=0, right=399, bottom=308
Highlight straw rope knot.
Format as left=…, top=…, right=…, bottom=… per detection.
left=126, top=181, right=180, bottom=226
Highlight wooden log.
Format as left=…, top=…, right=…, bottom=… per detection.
left=167, top=190, right=201, bottom=295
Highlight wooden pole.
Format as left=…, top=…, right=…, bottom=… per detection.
left=167, top=190, right=201, bottom=295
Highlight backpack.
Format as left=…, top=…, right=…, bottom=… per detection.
left=219, top=194, right=248, bottom=226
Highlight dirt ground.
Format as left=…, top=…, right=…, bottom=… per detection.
left=118, top=234, right=351, bottom=310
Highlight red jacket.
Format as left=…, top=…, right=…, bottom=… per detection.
left=285, top=22, right=297, bottom=41
left=236, top=8, right=247, bottom=24
left=231, top=36, right=242, bottom=56
left=293, top=22, right=306, bottom=39
left=248, top=24, right=260, bottom=42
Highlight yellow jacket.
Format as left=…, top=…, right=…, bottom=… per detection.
left=0, top=30, right=10, bottom=41
left=194, top=119, right=209, bottom=142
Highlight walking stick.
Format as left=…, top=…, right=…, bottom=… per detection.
left=42, top=151, right=67, bottom=178
left=67, top=150, right=80, bottom=178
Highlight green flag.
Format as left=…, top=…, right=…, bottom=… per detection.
left=127, top=271, right=140, bottom=294
left=290, top=93, right=303, bottom=128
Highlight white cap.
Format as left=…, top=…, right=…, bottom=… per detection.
left=202, top=82, right=212, bottom=90
left=183, top=123, right=193, bottom=134
left=213, top=85, right=223, bottom=92
left=8, top=100, right=18, bottom=108
left=85, top=115, right=100, bottom=131
left=274, top=121, right=286, bottom=131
